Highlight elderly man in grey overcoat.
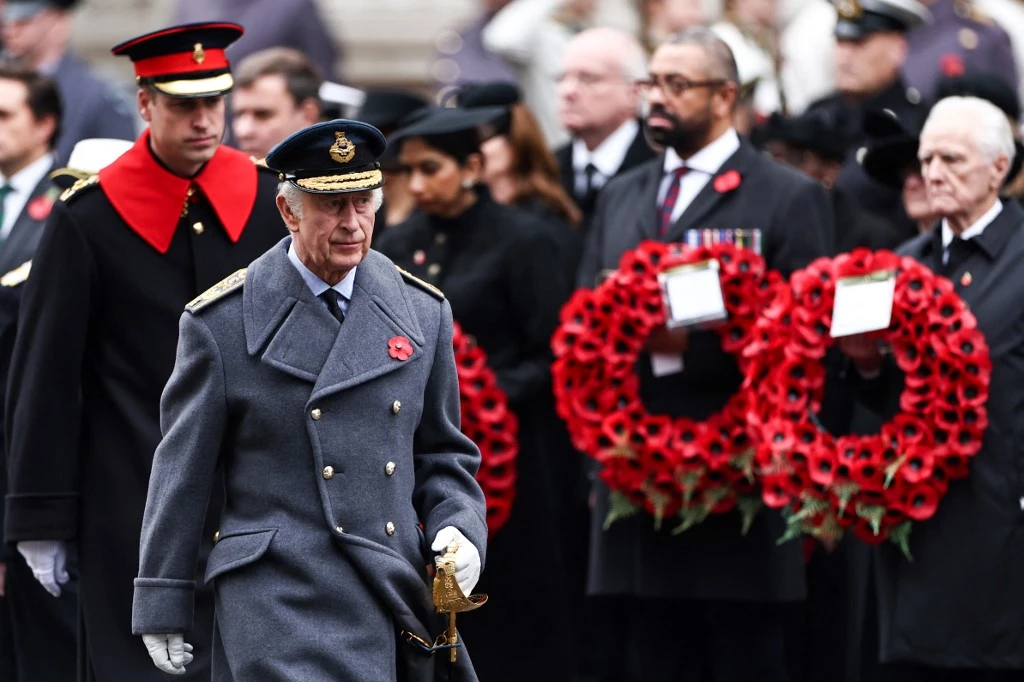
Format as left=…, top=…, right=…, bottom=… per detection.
left=130, top=120, right=488, bottom=681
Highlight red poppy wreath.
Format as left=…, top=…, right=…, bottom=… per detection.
left=551, top=240, right=782, bottom=533
left=744, top=249, right=990, bottom=556
left=452, top=322, right=518, bottom=535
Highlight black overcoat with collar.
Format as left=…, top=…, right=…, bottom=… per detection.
left=577, top=140, right=835, bottom=602
left=866, top=202, right=1024, bottom=669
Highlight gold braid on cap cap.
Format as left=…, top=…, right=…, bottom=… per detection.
left=837, top=0, right=863, bottom=19
left=295, top=169, right=383, bottom=192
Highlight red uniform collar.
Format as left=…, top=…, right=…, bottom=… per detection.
left=98, top=129, right=258, bottom=254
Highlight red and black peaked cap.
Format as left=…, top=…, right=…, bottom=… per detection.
left=111, top=22, right=243, bottom=98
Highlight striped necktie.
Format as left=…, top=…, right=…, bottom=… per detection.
left=659, top=167, right=688, bottom=236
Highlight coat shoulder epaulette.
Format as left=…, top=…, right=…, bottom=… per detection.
left=186, top=268, right=247, bottom=313
left=0, top=260, right=31, bottom=287
left=59, top=175, right=100, bottom=204
left=396, top=266, right=444, bottom=301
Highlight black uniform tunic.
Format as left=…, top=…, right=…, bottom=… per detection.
left=374, top=189, right=576, bottom=682
left=3, top=135, right=286, bottom=682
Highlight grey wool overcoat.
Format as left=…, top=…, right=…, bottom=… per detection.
left=131, top=238, right=488, bottom=681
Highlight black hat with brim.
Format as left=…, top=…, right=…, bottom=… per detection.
left=389, top=106, right=510, bottom=145
left=833, top=0, right=931, bottom=40
left=3, top=0, right=78, bottom=22
left=266, top=119, right=387, bottom=194
left=358, top=89, right=430, bottom=132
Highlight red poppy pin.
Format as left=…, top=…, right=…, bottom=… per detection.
left=27, top=196, right=53, bottom=221
left=388, top=336, right=413, bottom=361
left=940, top=52, right=965, bottom=77
left=712, top=170, right=741, bottom=193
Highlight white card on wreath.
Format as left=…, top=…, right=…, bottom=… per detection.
left=650, top=352, right=684, bottom=377
left=659, top=259, right=727, bottom=329
left=829, top=270, right=896, bottom=338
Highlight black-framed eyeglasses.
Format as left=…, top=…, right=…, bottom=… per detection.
left=635, top=74, right=727, bottom=97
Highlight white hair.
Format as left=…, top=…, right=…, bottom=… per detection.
left=924, top=96, right=1016, bottom=172
left=277, top=182, right=384, bottom=218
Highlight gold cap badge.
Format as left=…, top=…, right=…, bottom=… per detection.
left=193, top=43, right=206, bottom=65
left=837, top=0, right=863, bottom=20
left=330, top=131, right=357, bottom=164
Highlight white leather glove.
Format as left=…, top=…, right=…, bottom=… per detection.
left=16, top=540, right=68, bottom=597
left=431, top=526, right=481, bottom=596
left=142, top=633, right=194, bottom=675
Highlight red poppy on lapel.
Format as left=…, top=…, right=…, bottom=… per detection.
left=27, top=196, right=54, bottom=221
left=712, top=170, right=742, bottom=193
left=940, top=52, right=965, bottom=77
left=388, top=336, right=413, bottom=361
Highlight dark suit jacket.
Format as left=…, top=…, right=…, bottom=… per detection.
left=867, top=202, right=1024, bottom=668
left=53, top=54, right=136, bottom=165
left=555, top=124, right=656, bottom=227
left=0, top=166, right=56, bottom=561
left=578, top=140, right=835, bottom=602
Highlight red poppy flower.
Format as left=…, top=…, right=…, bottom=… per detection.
left=940, top=52, right=965, bottom=77
left=388, top=336, right=413, bottom=360
left=712, top=169, right=742, bottom=193
left=895, top=446, right=935, bottom=485
left=27, top=196, right=53, bottom=221
left=904, top=483, right=941, bottom=521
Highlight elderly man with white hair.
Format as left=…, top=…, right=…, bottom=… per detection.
left=845, top=95, right=1024, bottom=680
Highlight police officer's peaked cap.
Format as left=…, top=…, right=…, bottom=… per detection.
left=833, top=0, right=931, bottom=40
left=3, top=0, right=79, bottom=22
left=266, top=119, right=387, bottom=195
left=112, top=22, right=243, bottom=98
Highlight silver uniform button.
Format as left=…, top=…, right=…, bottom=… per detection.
left=385, top=461, right=396, bottom=476
left=311, top=408, right=322, bottom=421
left=385, top=522, right=396, bottom=536
left=322, top=466, right=335, bottom=480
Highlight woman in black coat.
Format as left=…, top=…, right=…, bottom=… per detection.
left=373, top=107, right=575, bottom=682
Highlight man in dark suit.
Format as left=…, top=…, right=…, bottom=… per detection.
left=842, top=95, right=1024, bottom=682
left=555, top=27, right=655, bottom=229
left=0, top=63, right=76, bottom=682
left=1, top=0, right=136, bottom=164
left=578, top=27, right=833, bottom=682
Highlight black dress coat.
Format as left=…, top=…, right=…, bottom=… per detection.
left=577, top=141, right=834, bottom=603
left=3, top=148, right=287, bottom=682
left=864, top=202, right=1024, bottom=669
left=555, top=124, right=656, bottom=228
left=0, top=168, right=78, bottom=682
left=374, top=190, right=576, bottom=682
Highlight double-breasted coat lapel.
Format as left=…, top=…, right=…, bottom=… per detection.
left=244, top=242, right=426, bottom=398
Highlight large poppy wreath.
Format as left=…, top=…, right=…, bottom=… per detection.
left=551, top=241, right=782, bottom=533
left=744, top=249, right=990, bottom=556
left=453, top=322, right=518, bottom=535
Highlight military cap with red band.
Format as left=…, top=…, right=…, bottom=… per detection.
left=111, top=22, right=243, bottom=98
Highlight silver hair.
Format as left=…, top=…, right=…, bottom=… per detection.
left=925, top=96, right=1016, bottom=173
left=277, top=182, right=384, bottom=218
left=664, top=27, right=740, bottom=87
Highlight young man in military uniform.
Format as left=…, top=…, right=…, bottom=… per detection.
left=132, top=120, right=486, bottom=681
left=4, top=23, right=286, bottom=681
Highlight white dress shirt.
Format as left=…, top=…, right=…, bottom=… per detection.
left=287, top=239, right=355, bottom=317
left=571, top=118, right=640, bottom=195
left=0, top=154, right=54, bottom=241
left=940, top=199, right=1003, bottom=264
left=657, top=128, right=742, bottom=227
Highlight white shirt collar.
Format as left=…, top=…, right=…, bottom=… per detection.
left=663, top=128, right=741, bottom=176
left=286, top=239, right=356, bottom=300
left=572, top=119, right=640, bottom=178
left=2, top=153, right=53, bottom=196
left=940, top=199, right=1003, bottom=249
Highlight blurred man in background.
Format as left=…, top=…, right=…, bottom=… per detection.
left=1, top=0, right=135, bottom=164
left=231, top=47, right=323, bottom=159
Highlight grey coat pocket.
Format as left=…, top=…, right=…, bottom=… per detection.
left=204, top=529, right=277, bottom=584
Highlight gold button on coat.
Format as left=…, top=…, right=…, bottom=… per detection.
left=385, top=522, right=396, bottom=536
left=385, top=461, right=396, bottom=476
left=311, top=408, right=322, bottom=420
left=213, top=531, right=220, bottom=543
left=392, top=400, right=401, bottom=414
left=322, top=466, right=335, bottom=480
left=192, top=221, right=205, bottom=235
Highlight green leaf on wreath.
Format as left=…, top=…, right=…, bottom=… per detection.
left=737, top=496, right=763, bottom=536
left=604, top=445, right=636, bottom=460
left=730, top=448, right=756, bottom=483
left=889, top=520, right=914, bottom=561
left=855, top=503, right=885, bottom=537
left=672, top=505, right=710, bottom=535
left=603, top=490, right=639, bottom=531
left=834, top=482, right=860, bottom=518
left=776, top=515, right=804, bottom=545
left=883, top=454, right=908, bottom=489
left=647, top=487, right=671, bottom=533
left=811, top=514, right=843, bottom=550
